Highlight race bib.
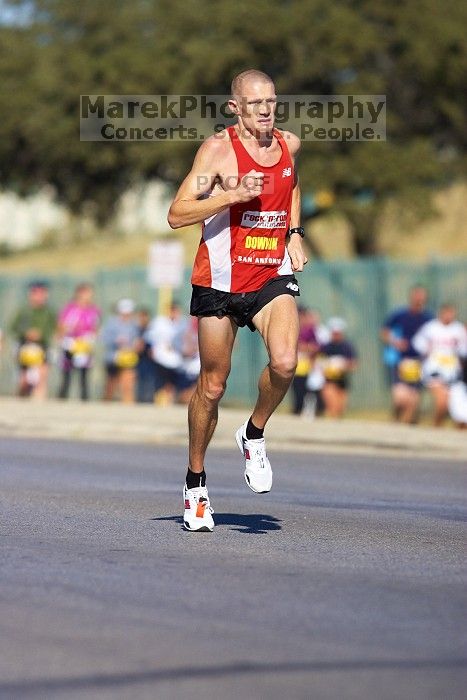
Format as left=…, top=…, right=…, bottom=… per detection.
left=235, top=211, right=286, bottom=265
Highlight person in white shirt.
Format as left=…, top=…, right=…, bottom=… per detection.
left=449, top=359, right=467, bottom=428
left=145, top=302, right=187, bottom=404
left=412, top=303, right=467, bottom=425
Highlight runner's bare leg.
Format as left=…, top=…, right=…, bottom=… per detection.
left=188, top=316, right=238, bottom=472
left=250, top=295, right=299, bottom=429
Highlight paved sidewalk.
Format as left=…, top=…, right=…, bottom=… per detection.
left=0, top=397, right=465, bottom=461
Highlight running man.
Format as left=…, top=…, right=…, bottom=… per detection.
left=168, top=69, right=307, bottom=531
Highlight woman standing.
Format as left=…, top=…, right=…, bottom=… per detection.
left=57, top=283, right=101, bottom=400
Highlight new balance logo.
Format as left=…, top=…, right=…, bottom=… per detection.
left=286, top=282, right=299, bottom=292
left=282, top=167, right=292, bottom=178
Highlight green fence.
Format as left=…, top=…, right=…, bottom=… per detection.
left=1, top=257, right=466, bottom=409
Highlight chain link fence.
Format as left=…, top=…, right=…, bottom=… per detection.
left=1, top=257, right=466, bottom=409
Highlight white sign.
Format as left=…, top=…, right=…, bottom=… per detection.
left=148, top=240, right=184, bottom=288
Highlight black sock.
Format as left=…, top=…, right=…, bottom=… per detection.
left=186, top=468, right=206, bottom=489
left=245, top=417, right=264, bottom=440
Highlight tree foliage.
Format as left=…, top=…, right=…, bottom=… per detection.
left=0, top=0, right=466, bottom=251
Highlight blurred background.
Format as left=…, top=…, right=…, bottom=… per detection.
left=0, top=0, right=466, bottom=415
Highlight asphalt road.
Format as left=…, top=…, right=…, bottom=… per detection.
left=1, top=437, right=466, bottom=700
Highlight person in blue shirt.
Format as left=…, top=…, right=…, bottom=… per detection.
left=321, top=317, right=358, bottom=418
left=101, top=299, right=139, bottom=403
left=380, top=285, right=433, bottom=423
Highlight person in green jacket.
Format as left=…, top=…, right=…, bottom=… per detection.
left=9, top=280, right=57, bottom=398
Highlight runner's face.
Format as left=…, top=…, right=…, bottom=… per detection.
left=232, top=79, right=277, bottom=136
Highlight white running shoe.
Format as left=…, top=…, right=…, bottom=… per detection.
left=235, top=421, right=273, bottom=494
left=183, top=484, right=214, bottom=532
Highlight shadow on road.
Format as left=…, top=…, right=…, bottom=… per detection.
left=2, top=658, right=466, bottom=696
left=151, top=512, right=282, bottom=534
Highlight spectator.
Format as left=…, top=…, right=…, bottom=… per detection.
left=145, top=302, right=187, bottom=405
left=449, top=358, right=467, bottom=429
left=412, top=303, right=467, bottom=426
left=291, top=306, right=319, bottom=415
left=56, top=283, right=101, bottom=401
left=9, top=280, right=56, bottom=399
left=172, top=316, right=201, bottom=404
left=380, top=285, right=433, bottom=423
left=101, top=298, right=139, bottom=403
left=320, top=317, right=358, bottom=418
left=304, top=308, right=329, bottom=416
left=309, top=308, right=331, bottom=346
left=135, top=307, right=156, bottom=403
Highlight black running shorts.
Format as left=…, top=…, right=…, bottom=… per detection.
left=190, top=274, right=300, bottom=331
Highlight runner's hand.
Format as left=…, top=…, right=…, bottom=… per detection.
left=235, top=170, right=264, bottom=202
left=287, top=236, right=308, bottom=272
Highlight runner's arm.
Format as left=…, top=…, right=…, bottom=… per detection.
left=168, top=136, right=263, bottom=228
left=285, top=133, right=307, bottom=271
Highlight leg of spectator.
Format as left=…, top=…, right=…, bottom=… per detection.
left=58, top=369, right=71, bottom=399
left=32, top=365, right=49, bottom=400
left=291, top=375, right=307, bottom=415
left=430, top=382, right=449, bottom=426
left=18, top=370, right=30, bottom=397
left=322, top=382, right=341, bottom=418
left=120, top=368, right=135, bottom=404
left=392, top=383, right=420, bottom=424
left=103, top=372, right=117, bottom=401
left=80, top=368, right=89, bottom=401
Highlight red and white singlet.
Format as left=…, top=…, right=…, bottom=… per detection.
left=191, top=126, right=294, bottom=293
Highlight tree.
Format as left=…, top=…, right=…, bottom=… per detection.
left=0, top=0, right=465, bottom=251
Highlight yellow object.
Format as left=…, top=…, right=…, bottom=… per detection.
left=19, top=343, right=45, bottom=367
left=322, top=355, right=346, bottom=380
left=398, top=358, right=422, bottom=383
left=315, top=189, right=335, bottom=209
left=295, top=355, right=311, bottom=377
left=433, top=353, right=457, bottom=368
left=114, top=349, right=138, bottom=369
left=71, top=338, right=92, bottom=355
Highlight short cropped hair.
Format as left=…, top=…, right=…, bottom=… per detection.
left=231, top=70, right=274, bottom=98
